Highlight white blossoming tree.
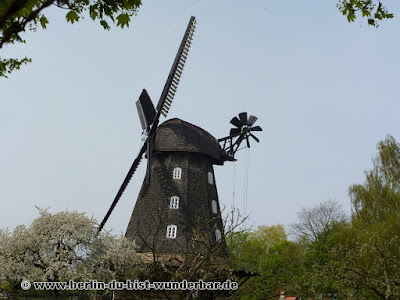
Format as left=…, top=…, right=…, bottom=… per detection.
left=0, top=208, right=141, bottom=294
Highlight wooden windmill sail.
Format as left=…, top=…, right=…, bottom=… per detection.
left=98, top=17, right=262, bottom=260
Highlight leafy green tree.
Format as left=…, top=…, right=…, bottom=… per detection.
left=289, top=200, right=348, bottom=299
left=350, top=135, right=400, bottom=223
left=337, top=0, right=394, bottom=27
left=0, top=0, right=141, bottom=77
left=228, top=225, right=286, bottom=273
left=228, top=225, right=304, bottom=300
left=333, top=135, right=400, bottom=299
left=298, top=223, right=347, bottom=299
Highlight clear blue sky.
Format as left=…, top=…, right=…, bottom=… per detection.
left=1, top=0, right=400, bottom=234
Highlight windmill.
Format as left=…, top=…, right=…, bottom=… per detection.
left=98, top=16, right=262, bottom=260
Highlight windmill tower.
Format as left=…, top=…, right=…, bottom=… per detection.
left=126, top=118, right=229, bottom=258
left=98, top=17, right=262, bottom=263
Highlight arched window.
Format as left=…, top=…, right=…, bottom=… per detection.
left=170, top=196, right=179, bottom=209
left=166, top=225, right=177, bottom=238
left=173, top=167, right=182, bottom=179
left=211, top=200, right=217, bottom=214
left=215, top=229, right=221, bottom=242
left=207, top=172, right=213, bottom=184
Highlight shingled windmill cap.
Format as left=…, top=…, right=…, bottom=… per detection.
left=154, top=118, right=226, bottom=165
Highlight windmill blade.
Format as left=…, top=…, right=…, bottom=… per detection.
left=239, top=112, right=248, bottom=125
left=155, top=16, right=196, bottom=121
left=136, top=89, right=156, bottom=130
left=230, top=127, right=241, bottom=136
left=136, top=17, right=196, bottom=188
left=250, top=126, right=262, bottom=132
left=248, top=115, right=258, bottom=126
left=98, top=143, right=147, bottom=233
left=230, top=116, right=242, bottom=128
left=250, top=133, right=260, bottom=143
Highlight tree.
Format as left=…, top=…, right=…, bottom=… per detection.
left=228, top=225, right=304, bottom=300
left=350, top=135, right=400, bottom=223
left=0, top=0, right=141, bottom=77
left=289, top=199, right=347, bottom=242
left=337, top=0, right=394, bottom=27
left=0, top=208, right=141, bottom=296
left=228, top=225, right=287, bottom=274
left=333, top=221, right=400, bottom=299
left=298, top=223, right=346, bottom=300
left=333, top=135, right=400, bottom=299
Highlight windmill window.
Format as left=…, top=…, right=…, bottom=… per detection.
left=170, top=196, right=179, bottom=209
left=211, top=200, right=217, bottom=214
left=166, top=225, right=177, bottom=238
left=208, top=172, right=214, bottom=184
left=215, top=229, right=222, bottom=242
left=173, top=167, right=182, bottom=179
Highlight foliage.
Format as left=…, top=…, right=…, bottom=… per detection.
left=0, top=0, right=141, bottom=77
left=350, top=135, right=400, bottom=224
left=337, top=0, right=394, bottom=27
left=333, top=221, right=400, bottom=299
left=0, top=208, right=140, bottom=295
left=0, top=56, right=31, bottom=77
left=228, top=225, right=286, bottom=273
left=228, top=225, right=304, bottom=300
left=298, top=223, right=346, bottom=299
left=333, top=135, right=400, bottom=299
